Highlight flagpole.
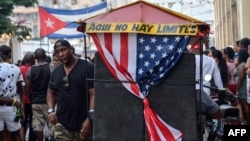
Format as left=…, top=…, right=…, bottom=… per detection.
left=80, top=21, right=93, bottom=140
left=40, top=38, right=42, bottom=48
left=47, top=37, right=50, bottom=56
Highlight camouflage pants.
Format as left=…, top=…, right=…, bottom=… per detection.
left=54, top=122, right=90, bottom=141
left=32, top=104, right=51, bottom=131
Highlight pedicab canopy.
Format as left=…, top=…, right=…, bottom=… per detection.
left=77, top=1, right=210, bottom=141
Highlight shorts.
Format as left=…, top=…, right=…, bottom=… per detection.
left=0, top=106, right=21, bottom=132
left=54, top=122, right=89, bottom=141
left=32, top=104, right=51, bottom=131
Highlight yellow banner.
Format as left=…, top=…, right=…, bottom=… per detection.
left=86, top=22, right=198, bottom=35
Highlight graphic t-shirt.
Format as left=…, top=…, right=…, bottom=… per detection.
left=0, top=62, right=23, bottom=98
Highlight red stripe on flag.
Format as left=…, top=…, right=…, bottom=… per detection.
left=143, top=98, right=182, bottom=141
left=91, top=33, right=142, bottom=97
left=130, top=83, right=140, bottom=97
left=91, top=33, right=118, bottom=80
left=91, top=33, right=183, bottom=141
left=104, top=33, right=113, bottom=54
left=120, top=33, right=129, bottom=73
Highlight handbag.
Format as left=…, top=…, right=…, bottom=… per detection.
left=43, top=123, right=54, bottom=138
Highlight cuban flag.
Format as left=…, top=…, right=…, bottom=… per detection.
left=90, top=32, right=190, bottom=141
left=38, top=2, right=107, bottom=38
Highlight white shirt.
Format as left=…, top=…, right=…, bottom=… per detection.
left=195, top=55, right=223, bottom=95
left=0, top=62, right=23, bottom=98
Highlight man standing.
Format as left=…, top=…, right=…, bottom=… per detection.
left=190, top=43, right=223, bottom=140
left=19, top=52, right=36, bottom=141
left=47, top=39, right=94, bottom=141
left=190, top=44, right=223, bottom=95
left=26, top=48, right=51, bottom=141
left=0, top=45, right=24, bottom=141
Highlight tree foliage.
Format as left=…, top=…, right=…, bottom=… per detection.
left=0, top=0, right=38, bottom=41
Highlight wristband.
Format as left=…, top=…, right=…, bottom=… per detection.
left=48, top=108, right=54, bottom=114
left=88, top=109, right=94, bottom=119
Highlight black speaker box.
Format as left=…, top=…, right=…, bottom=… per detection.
left=93, top=53, right=197, bottom=141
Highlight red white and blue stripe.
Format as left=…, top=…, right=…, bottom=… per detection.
left=90, top=32, right=190, bottom=141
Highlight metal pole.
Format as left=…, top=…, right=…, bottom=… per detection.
left=83, top=32, right=93, bottom=140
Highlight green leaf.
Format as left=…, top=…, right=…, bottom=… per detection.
left=0, top=0, right=38, bottom=41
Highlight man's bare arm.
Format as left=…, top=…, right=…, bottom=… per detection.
left=88, top=88, right=94, bottom=111
left=47, top=88, right=56, bottom=110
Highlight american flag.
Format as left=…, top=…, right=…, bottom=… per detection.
left=136, top=34, right=190, bottom=96
left=90, top=33, right=190, bottom=141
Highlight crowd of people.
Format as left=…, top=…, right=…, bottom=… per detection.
left=1, top=36, right=250, bottom=141
left=0, top=39, right=94, bottom=141
left=203, top=37, right=250, bottom=125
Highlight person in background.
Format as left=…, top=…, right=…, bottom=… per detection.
left=234, top=40, right=240, bottom=60
left=190, top=44, right=222, bottom=115
left=245, top=43, right=250, bottom=120
left=190, top=44, right=222, bottom=141
left=0, top=45, right=24, bottom=141
left=46, top=52, right=60, bottom=141
left=207, top=46, right=216, bottom=57
left=26, top=48, right=52, bottom=141
left=50, top=52, right=61, bottom=72
left=203, top=50, right=209, bottom=56
left=191, top=45, right=223, bottom=96
left=47, top=39, right=94, bottom=141
left=211, top=49, right=228, bottom=88
left=222, top=46, right=244, bottom=121
left=16, top=60, right=23, bottom=67
left=222, top=47, right=236, bottom=94
left=239, top=37, right=250, bottom=50
left=46, top=55, right=52, bottom=64
left=234, top=49, right=250, bottom=124
left=19, top=52, right=36, bottom=141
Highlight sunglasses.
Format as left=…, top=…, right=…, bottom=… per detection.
left=63, top=76, right=69, bottom=89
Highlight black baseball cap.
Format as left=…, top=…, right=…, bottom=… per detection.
left=54, top=39, right=71, bottom=49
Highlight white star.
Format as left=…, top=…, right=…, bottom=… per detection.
left=150, top=53, right=156, bottom=59
left=155, top=60, right=160, bottom=65
left=138, top=68, right=143, bottom=75
left=163, top=37, right=169, bottom=43
left=149, top=69, right=153, bottom=73
left=159, top=73, right=164, bottom=78
left=139, top=37, right=145, bottom=44
left=156, top=45, right=163, bottom=51
left=159, top=66, right=163, bottom=71
left=139, top=53, right=144, bottom=59
left=162, top=52, right=167, bottom=58
left=166, top=60, right=169, bottom=64
left=45, top=18, right=54, bottom=28
left=151, top=37, right=157, bottom=43
left=177, top=48, right=183, bottom=53
left=169, top=44, right=174, bottom=50
left=144, top=61, right=150, bottom=67
left=175, top=36, right=181, bottom=42
left=145, top=45, right=150, bottom=51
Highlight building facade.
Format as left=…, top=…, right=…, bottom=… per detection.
left=7, top=0, right=215, bottom=63
left=213, top=0, right=250, bottom=49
